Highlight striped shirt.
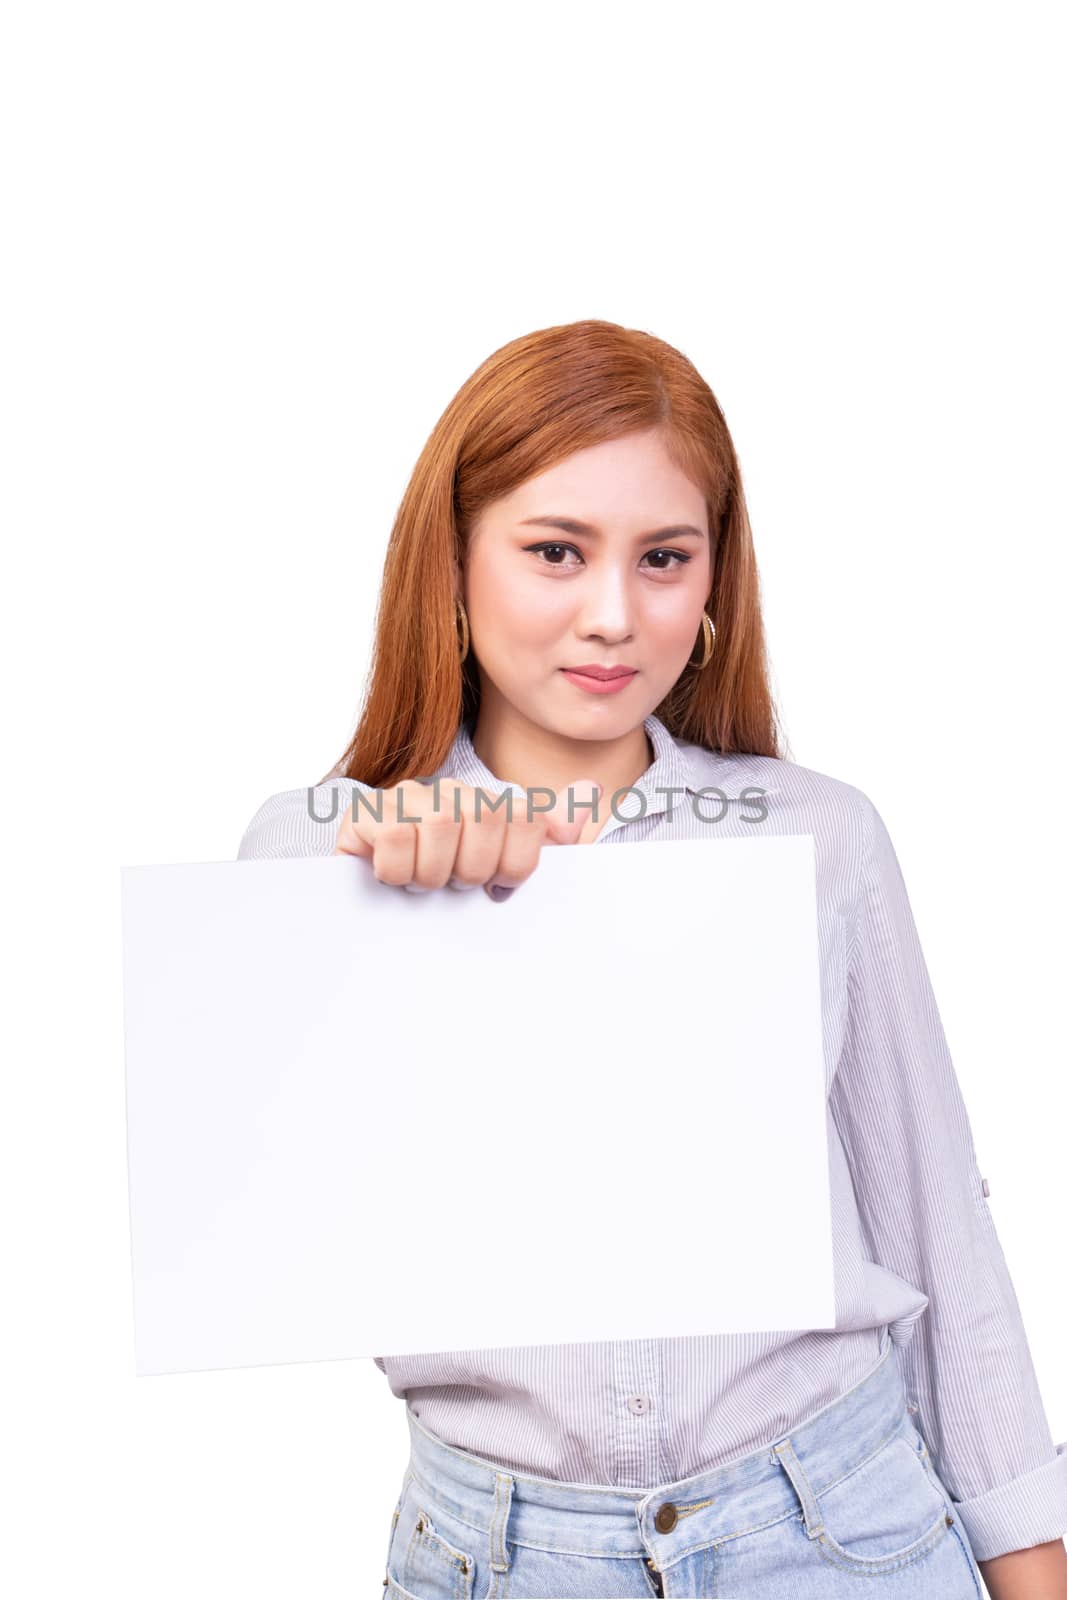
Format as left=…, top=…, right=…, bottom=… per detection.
left=236, top=713, right=1067, bottom=1562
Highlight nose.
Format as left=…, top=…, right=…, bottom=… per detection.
left=573, top=562, right=637, bottom=642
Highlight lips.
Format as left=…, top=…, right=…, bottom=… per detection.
left=564, top=665, right=637, bottom=680
left=560, top=665, right=638, bottom=696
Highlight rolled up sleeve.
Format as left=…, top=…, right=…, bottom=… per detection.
left=829, top=795, right=1067, bottom=1561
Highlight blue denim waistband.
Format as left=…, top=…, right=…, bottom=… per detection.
left=403, top=1340, right=907, bottom=1568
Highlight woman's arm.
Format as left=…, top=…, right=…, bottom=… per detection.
left=829, top=794, right=1067, bottom=1565
left=979, top=1538, right=1067, bottom=1599
left=237, top=779, right=355, bottom=860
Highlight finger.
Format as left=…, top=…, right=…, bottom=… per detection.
left=448, top=786, right=511, bottom=887
left=410, top=807, right=463, bottom=889
left=543, top=780, right=603, bottom=844
left=367, top=820, right=418, bottom=885
left=333, top=803, right=375, bottom=858
left=482, top=814, right=548, bottom=898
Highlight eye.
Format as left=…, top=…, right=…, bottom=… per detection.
left=525, top=541, right=583, bottom=567
left=523, top=542, right=693, bottom=572
left=644, top=548, right=693, bottom=571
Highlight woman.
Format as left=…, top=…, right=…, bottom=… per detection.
left=237, top=320, right=1067, bottom=1598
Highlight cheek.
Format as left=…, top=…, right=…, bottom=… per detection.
left=641, top=591, right=703, bottom=651
left=472, top=569, right=568, bottom=644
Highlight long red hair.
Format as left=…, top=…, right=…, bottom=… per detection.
left=322, top=319, right=786, bottom=786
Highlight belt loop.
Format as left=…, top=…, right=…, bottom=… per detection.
left=486, top=1471, right=514, bottom=1597
left=772, top=1439, right=824, bottom=1539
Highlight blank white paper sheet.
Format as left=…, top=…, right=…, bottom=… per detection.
left=121, top=834, right=834, bottom=1376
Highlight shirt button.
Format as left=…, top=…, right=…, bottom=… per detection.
left=981, top=1177, right=991, bottom=1197
left=654, top=1503, right=678, bottom=1533
left=627, top=1394, right=651, bottom=1414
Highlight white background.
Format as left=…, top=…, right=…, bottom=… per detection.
left=2, top=2, right=1063, bottom=1595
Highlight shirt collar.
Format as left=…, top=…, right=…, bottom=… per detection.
left=434, top=712, right=707, bottom=820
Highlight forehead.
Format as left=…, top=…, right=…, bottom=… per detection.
left=498, top=432, right=707, bottom=524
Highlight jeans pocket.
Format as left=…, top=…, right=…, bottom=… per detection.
left=401, top=1501, right=477, bottom=1600
left=813, top=1420, right=954, bottom=1576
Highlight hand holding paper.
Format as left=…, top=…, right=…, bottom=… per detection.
left=332, top=773, right=603, bottom=897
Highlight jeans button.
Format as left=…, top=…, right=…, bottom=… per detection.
left=655, top=1502, right=678, bottom=1533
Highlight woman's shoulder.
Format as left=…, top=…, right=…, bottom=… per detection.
left=680, top=738, right=875, bottom=825
left=682, top=743, right=888, bottom=916
left=678, top=740, right=890, bottom=895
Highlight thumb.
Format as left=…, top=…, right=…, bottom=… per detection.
left=543, top=780, right=603, bottom=845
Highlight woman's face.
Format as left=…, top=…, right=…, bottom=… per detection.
left=463, top=426, right=714, bottom=741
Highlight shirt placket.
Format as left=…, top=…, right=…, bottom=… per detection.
left=612, top=1336, right=666, bottom=1485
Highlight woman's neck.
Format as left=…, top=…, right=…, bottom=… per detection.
left=470, top=702, right=654, bottom=841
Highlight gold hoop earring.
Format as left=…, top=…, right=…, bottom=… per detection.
left=692, top=611, right=715, bottom=671
left=456, top=598, right=470, bottom=664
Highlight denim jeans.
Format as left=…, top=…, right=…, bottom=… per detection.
left=379, top=1339, right=986, bottom=1598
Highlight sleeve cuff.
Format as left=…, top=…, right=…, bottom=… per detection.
left=953, top=1441, right=1067, bottom=1561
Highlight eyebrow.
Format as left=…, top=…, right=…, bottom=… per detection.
left=519, top=515, right=707, bottom=544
